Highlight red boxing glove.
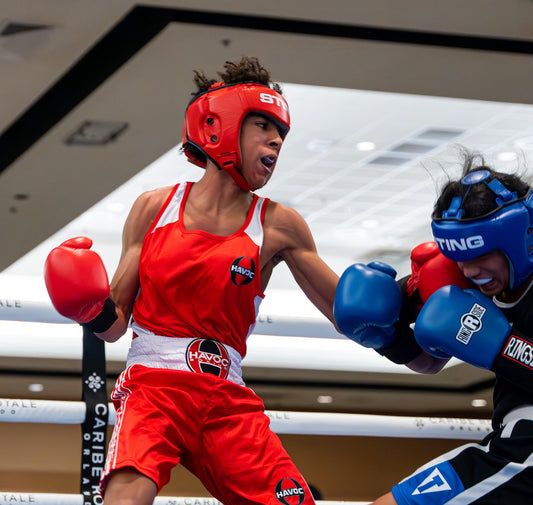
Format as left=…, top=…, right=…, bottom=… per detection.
left=407, top=241, right=470, bottom=304
left=44, top=237, right=110, bottom=324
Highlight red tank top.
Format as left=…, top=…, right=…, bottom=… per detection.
left=132, top=182, right=268, bottom=357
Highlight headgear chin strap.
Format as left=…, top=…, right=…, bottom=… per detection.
left=182, top=81, right=290, bottom=191
left=432, top=170, right=533, bottom=290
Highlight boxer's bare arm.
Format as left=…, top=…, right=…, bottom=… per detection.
left=98, top=187, right=172, bottom=342
left=262, top=201, right=339, bottom=326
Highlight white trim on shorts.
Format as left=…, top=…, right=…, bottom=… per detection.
left=445, top=451, right=533, bottom=505
left=396, top=404, right=533, bottom=504
left=501, top=405, right=533, bottom=437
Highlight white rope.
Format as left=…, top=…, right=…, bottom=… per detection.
left=0, top=494, right=369, bottom=505
left=0, top=494, right=81, bottom=505
left=0, top=299, right=71, bottom=324
left=0, top=297, right=420, bottom=374
left=267, top=410, right=492, bottom=440
left=0, top=399, right=115, bottom=425
left=0, top=299, right=341, bottom=338
left=0, top=398, right=492, bottom=439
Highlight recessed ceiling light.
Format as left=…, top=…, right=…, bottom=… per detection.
left=317, top=395, right=333, bottom=404
left=28, top=383, right=44, bottom=392
left=471, top=398, right=487, bottom=408
left=356, top=141, right=376, bottom=152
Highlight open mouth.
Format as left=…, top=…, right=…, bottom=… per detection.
left=261, top=156, right=276, bottom=170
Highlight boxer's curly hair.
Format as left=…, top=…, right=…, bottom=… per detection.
left=190, top=55, right=282, bottom=97
left=183, top=56, right=283, bottom=166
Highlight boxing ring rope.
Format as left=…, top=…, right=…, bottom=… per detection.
left=0, top=398, right=492, bottom=439
left=0, top=298, right=491, bottom=505
left=0, top=494, right=370, bottom=505
left=0, top=298, right=341, bottom=338
left=0, top=399, right=491, bottom=505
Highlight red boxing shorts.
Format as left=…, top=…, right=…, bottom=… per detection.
left=101, top=365, right=316, bottom=505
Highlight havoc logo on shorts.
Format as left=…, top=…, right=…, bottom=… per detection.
left=230, top=256, right=255, bottom=286
left=456, top=303, right=486, bottom=345
left=502, top=334, right=533, bottom=369
left=275, top=478, right=306, bottom=505
left=186, top=339, right=231, bottom=379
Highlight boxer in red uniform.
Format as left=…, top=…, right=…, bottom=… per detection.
left=45, top=56, right=339, bottom=505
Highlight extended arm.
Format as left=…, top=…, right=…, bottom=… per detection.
left=264, top=203, right=339, bottom=326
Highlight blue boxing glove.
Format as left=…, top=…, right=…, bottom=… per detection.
left=334, top=262, right=402, bottom=349
left=414, top=285, right=511, bottom=369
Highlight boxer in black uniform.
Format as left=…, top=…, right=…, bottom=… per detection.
left=335, top=151, right=533, bottom=504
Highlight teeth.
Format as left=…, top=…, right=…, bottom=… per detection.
left=471, top=278, right=492, bottom=285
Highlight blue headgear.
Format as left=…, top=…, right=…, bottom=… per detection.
left=431, top=169, right=533, bottom=289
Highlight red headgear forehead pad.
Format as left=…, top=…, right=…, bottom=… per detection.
left=182, top=82, right=290, bottom=191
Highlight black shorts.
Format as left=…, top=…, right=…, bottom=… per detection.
left=392, top=407, right=533, bottom=505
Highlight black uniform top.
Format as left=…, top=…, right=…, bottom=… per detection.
left=385, top=276, right=533, bottom=430
left=493, top=282, right=533, bottom=428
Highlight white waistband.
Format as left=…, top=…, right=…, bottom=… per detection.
left=502, top=405, right=533, bottom=426
left=127, top=322, right=244, bottom=386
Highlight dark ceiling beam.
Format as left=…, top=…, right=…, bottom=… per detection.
left=1, top=4, right=533, bottom=176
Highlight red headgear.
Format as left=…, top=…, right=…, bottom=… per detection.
left=182, top=82, right=290, bottom=191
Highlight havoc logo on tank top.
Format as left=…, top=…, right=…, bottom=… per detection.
left=230, top=256, right=256, bottom=286
left=275, top=478, right=306, bottom=505
left=186, top=339, right=231, bottom=379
